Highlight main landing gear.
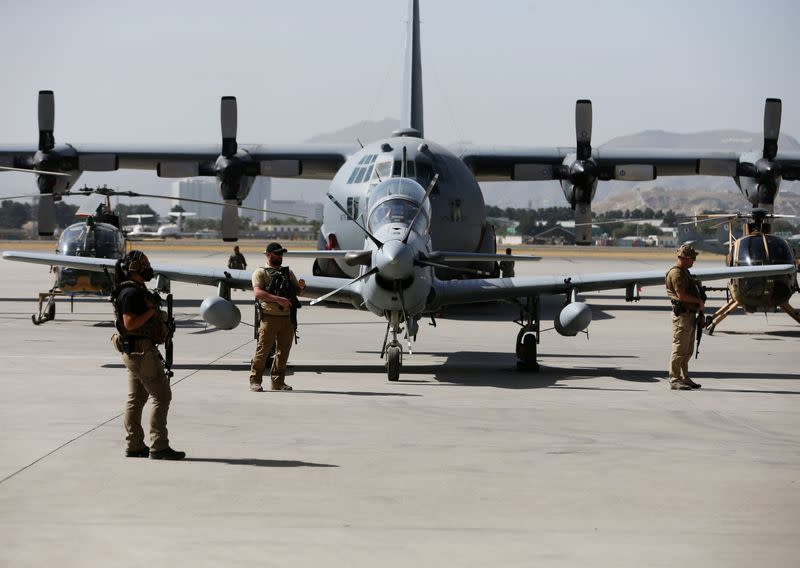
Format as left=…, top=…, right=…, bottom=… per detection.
left=514, top=296, right=540, bottom=371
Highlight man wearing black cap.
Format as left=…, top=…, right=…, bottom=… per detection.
left=249, top=242, right=305, bottom=391
left=665, top=244, right=705, bottom=390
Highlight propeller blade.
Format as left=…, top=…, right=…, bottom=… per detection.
left=401, top=172, right=439, bottom=243
left=763, top=98, right=781, bottom=160
left=0, top=166, right=70, bottom=177
left=221, top=199, right=239, bottom=242
left=415, top=259, right=491, bottom=277
left=221, top=96, right=238, bottom=157
left=326, top=193, right=383, bottom=247
left=37, top=196, right=56, bottom=236
left=310, top=267, right=378, bottom=306
left=38, top=90, right=55, bottom=152
left=575, top=99, right=592, bottom=160
left=574, top=203, right=592, bottom=245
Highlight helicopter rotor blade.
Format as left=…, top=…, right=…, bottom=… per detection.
left=0, top=166, right=70, bottom=177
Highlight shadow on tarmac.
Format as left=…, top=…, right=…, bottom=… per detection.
left=102, top=350, right=798, bottom=393
left=182, top=457, right=338, bottom=468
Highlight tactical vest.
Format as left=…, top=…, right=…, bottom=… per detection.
left=114, top=281, right=169, bottom=344
left=666, top=266, right=703, bottom=315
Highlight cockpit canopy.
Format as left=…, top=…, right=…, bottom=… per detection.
left=58, top=221, right=125, bottom=259
left=735, top=234, right=794, bottom=266
left=367, top=178, right=431, bottom=235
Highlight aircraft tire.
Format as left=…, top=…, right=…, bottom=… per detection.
left=515, top=326, right=539, bottom=372
left=387, top=346, right=401, bottom=382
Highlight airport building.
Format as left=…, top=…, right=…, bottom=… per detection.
left=170, top=177, right=272, bottom=222
left=170, top=178, right=324, bottom=223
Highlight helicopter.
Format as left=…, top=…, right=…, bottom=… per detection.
left=15, top=185, right=296, bottom=324
left=682, top=208, right=800, bottom=334
left=31, top=197, right=127, bottom=324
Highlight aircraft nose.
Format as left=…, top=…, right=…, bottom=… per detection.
left=375, top=240, right=415, bottom=280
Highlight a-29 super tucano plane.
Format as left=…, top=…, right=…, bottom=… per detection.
left=2, top=0, right=798, bottom=380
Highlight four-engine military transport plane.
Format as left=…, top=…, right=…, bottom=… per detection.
left=3, top=1, right=800, bottom=245
left=1, top=0, right=798, bottom=379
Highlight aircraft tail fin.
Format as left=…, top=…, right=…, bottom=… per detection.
left=401, top=0, right=424, bottom=137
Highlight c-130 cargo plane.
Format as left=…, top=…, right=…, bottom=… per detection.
left=2, top=0, right=797, bottom=380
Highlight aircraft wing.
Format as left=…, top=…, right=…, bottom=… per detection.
left=0, top=143, right=355, bottom=180
left=1, top=251, right=360, bottom=304
left=457, top=146, right=800, bottom=181
left=431, top=264, right=797, bottom=307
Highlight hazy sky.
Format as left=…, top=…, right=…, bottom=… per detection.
left=1, top=0, right=799, bottom=206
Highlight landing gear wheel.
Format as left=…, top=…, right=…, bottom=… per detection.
left=387, top=345, right=401, bottom=382
left=515, top=325, right=539, bottom=372
left=47, top=300, right=56, bottom=321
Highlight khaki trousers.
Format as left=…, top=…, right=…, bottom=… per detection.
left=250, top=315, right=295, bottom=387
left=669, top=313, right=696, bottom=383
left=122, top=341, right=172, bottom=452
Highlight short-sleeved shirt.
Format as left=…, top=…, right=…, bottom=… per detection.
left=665, top=265, right=699, bottom=310
left=252, top=265, right=301, bottom=316
left=118, top=285, right=149, bottom=316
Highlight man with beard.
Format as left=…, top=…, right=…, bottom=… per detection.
left=249, top=242, right=305, bottom=391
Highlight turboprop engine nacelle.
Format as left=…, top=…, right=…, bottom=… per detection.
left=200, top=296, right=241, bottom=330
left=554, top=302, right=592, bottom=337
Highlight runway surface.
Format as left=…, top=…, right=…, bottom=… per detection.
left=0, top=246, right=797, bottom=567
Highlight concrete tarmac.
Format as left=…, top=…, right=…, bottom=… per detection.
left=0, top=246, right=798, bottom=567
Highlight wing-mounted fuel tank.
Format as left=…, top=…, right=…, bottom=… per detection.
left=554, top=301, right=592, bottom=336
left=199, top=295, right=241, bottom=330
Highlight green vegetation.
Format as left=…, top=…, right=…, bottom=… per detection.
left=0, top=200, right=79, bottom=229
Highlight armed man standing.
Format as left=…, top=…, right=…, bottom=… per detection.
left=249, top=242, right=305, bottom=392
left=228, top=245, right=247, bottom=270
left=665, top=244, right=705, bottom=390
left=112, top=250, right=185, bottom=460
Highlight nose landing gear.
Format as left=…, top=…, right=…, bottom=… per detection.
left=381, top=310, right=409, bottom=381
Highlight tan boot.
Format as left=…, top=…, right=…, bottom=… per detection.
left=271, top=373, right=292, bottom=391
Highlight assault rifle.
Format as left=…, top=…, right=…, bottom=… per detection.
left=164, top=292, right=175, bottom=378
left=694, top=283, right=708, bottom=359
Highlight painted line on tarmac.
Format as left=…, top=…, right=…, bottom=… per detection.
left=0, top=338, right=255, bottom=486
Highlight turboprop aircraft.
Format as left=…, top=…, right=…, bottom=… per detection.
left=2, top=0, right=800, bottom=245
left=3, top=173, right=795, bottom=379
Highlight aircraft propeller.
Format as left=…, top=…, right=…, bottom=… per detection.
left=29, top=91, right=76, bottom=236
left=735, top=98, right=785, bottom=211
left=554, top=100, right=598, bottom=246
left=210, top=96, right=260, bottom=241
left=321, top=173, right=490, bottom=288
